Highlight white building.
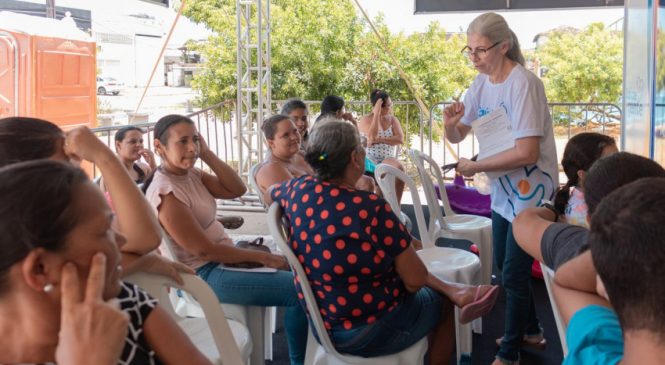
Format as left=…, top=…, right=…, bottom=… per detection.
left=10, top=0, right=210, bottom=88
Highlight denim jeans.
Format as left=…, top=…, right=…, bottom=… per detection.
left=329, top=287, right=444, bottom=357
left=196, top=262, right=308, bottom=365
left=492, top=211, right=542, bottom=362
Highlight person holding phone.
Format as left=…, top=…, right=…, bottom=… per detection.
left=443, top=12, right=558, bottom=365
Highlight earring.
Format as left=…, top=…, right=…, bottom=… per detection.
left=43, top=283, right=54, bottom=293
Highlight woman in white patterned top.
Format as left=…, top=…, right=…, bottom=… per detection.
left=358, top=89, right=406, bottom=202
left=0, top=161, right=211, bottom=365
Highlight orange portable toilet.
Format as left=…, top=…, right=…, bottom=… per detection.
left=0, top=11, right=96, bottom=130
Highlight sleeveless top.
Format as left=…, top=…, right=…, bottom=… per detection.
left=132, top=163, right=147, bottom=184
left=366, top=125, right=397, bottom=164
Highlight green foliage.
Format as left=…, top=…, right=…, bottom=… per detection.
left=534, top=23, right=623, bottom=104
left=183, top=0, right=476, bottom=139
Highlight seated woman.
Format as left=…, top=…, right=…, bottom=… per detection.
left=315, top=95, right=358, bottom=126
left=268, top=120, right=499, bottom=363
left=143, top=114, right=308, bottom=365
left=0, top=117, right=190, bottom=284
left=281, top=99, right=310, bottom=150
left=255, top=115, right=374, bottom=201
left=99, top=126, right=156, bottom=190
left=0, top=160, right=210, bottom=365
left=358, top=89, right=406, bottom=202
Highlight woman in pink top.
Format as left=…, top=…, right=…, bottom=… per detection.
left=143, top=114, right=308, bottom=365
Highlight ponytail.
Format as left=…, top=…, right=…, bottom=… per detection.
left=554, top=180, right=574, bottom=216
left=507, top=30, right=525, bottom=66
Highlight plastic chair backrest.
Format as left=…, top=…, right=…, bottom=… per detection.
left=157, top=234, right=205, bottom=316
left=125, top=272, right=246, bottom=365
left=408, top=149, right=454, bottom=231
left=374, top=163, right=433, bottom=249
left=267, top=202, right=345, bottom=357
left=249, top=162, right=267, bottom=208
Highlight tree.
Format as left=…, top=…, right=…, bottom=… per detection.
left=535, top=23, right=623, bottom=105
left=184, top=0, right=475, bottom=139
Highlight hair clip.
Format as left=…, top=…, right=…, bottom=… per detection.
left=318, top=152, right=328, bottom=161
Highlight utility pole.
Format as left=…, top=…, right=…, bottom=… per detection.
left=46, top=0, right=56, bottom=18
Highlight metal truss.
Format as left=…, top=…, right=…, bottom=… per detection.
left=236, top=0, right=271, bottom=190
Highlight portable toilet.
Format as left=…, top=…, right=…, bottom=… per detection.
left=0, top=11, right=96, bottom=129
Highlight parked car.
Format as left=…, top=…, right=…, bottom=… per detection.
left=96, top=77, right=123, bottom=95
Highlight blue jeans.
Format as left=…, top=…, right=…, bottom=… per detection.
left=329, top=287, right=445, bottom=357
left=197, top=262, right=308, bottom=365
left=492, top=211, right=542, bottom=363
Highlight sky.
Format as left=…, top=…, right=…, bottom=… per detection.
left=355, top=1, right=624, bottom=49
left=21, top=0, right=625, bottom=49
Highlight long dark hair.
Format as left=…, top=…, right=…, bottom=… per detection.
left=554, top=133, right=615, bottom=215
left=0, top=117, right=63, bottom=167
left=141, top=114, right=195, bottom=193
left=0, top=160, right=87, bottom=294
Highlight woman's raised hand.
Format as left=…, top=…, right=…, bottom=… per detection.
left=443, top=102, right=465, bottom=127
left=139, top=148, right=156, bottom=169
left=372, top=98, right=383, bottom=115
left=197, top=133, right=212, bottom=160
left=56, top=253, right=129, bottom=365
left=64, top=127, right=113, bottom=164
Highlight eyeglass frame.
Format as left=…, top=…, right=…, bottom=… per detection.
left=460, top=41, right=502, bottom=59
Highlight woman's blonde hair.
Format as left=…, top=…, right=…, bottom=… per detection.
left=467, top=12, right=524, bottom=66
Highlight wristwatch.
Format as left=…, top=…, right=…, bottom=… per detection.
left=540, top=199, right=559, bottom=222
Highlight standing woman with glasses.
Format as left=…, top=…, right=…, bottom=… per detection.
left=443, top=12, right=558, bottom=365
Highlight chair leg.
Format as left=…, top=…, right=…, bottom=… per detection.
left=248, top=306, right=266, bottom=365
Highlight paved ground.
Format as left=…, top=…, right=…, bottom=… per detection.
left=98, top=86, right=198, bottom=126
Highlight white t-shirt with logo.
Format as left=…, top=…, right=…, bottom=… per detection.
left=460, top=64, right=559, bottom=222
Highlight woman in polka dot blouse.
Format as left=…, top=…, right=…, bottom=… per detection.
left=269, top=120, right=499, bottom=363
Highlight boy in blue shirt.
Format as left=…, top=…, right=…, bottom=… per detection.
left=552, top=177, right=665, bottom=365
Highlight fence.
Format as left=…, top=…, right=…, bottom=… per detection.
left=91, top=100, right=621, bottom=210
left=427, top=101, right=622, bottom=180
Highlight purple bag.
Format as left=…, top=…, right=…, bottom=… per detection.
left=435, top=175, right=491, bottom=218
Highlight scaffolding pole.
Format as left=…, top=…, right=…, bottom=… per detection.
left=236, top=0, right=271, bottom=190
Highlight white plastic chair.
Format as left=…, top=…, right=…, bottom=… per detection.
left=408, top=149, right=494, bottom=288
left=267, top=202, right=429, bottom=365
left=125, top=272, right=250, bottom=365
left=540, top=262, right=568, bottom=356
left=375, top=163, right=481, bottom=362
left=158, top=235, right=270, bottom=365
left=249, top=162, right=267, bottom=209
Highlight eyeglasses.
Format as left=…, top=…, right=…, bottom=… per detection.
left=461, top=41, right=501, bottom=59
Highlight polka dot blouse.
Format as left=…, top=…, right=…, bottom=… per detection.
left=272, top=175, right=411, bottom=331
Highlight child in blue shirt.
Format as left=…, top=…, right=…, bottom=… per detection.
left=552, top=177, right=665, bottom=365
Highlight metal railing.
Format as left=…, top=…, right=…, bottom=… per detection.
left=91, top=100, right=621, bottom=210
left=91, top=100, right=236, bottom=177
left=427, top=101, right=622, bottom=180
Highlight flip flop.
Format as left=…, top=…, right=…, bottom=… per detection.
left=459, top=285, right=500, bottom=324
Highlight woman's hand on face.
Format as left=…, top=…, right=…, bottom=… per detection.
left=56, top=253, right=129, bottom=365
left=372, top=98, right=383, bottom=115
left=64, top=127, right=113, bottom=164
left=139, top=148, right=156, bottom=169
left=443, top=102, right=465, bottom=128
left=197, top=133, right=212, bottom=161
left=456, top=157, right=477, bottom=177
left=263, top=253, right=290, bottom=271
